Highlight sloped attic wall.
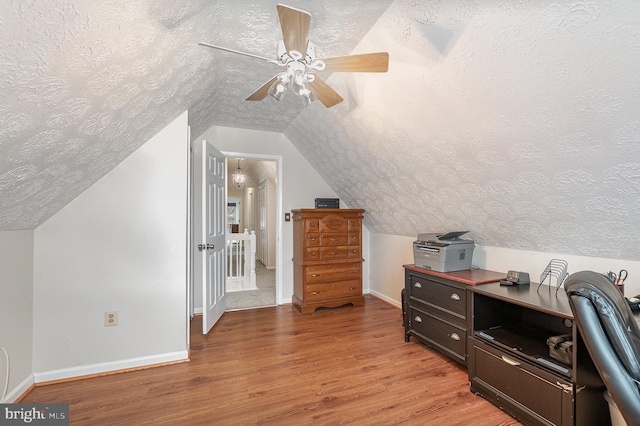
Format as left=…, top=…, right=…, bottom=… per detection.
left=286, top=0, right=640, bottom=261
left=0, top=0, right=391, bottom=230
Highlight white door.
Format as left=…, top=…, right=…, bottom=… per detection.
left=196, top=140, right=226, bottom=334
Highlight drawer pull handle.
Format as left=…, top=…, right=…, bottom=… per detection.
left=501, top=355, right=521, bottom=366
left=311, top=274, right=320, bottom=277
left=350, top=270, right=358, bottom=274
left=311, top=291, right=320, bottom=295
left=450, top=333, right=460, bottom=341
left=450, top=293, right=461, bottom=301
left=331, top=238, right=337, bottom=241
left=331, top=252, right=339, bottom=255
left=414, top=315, right=422, bottom=323
left=349, top=287, right=356, bottom=291
left=414, top=282, right=422, bottom=288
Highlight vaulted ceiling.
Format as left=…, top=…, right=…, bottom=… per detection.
left=2, top=1, right=640, bottom=261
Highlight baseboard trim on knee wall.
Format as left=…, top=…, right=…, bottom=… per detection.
left=32, top=350, right=189, bottom=386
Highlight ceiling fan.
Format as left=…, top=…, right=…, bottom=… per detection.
left=199, top=4, right=389, bottom=108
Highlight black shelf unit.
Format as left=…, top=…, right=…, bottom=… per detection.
left=468, top=282, right=611, bottom=426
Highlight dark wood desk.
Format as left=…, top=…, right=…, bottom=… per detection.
left=403, top=265, right=505, bottom=366
left=468, top=282, right=624, bottom=426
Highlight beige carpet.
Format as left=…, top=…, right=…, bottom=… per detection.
left=226, top=261, right=276, bottom=310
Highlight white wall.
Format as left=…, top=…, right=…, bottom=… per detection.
left=197, top=126, right=370, bottom=302
left=0, top=230, right=34, bottom=402
left=368, top=233, right=640, bottom=307
left=32, top=112, right=190, bottom=381
left=475, top=245, right=640, bottom=298
left=367, top=233, right=414, bottom=307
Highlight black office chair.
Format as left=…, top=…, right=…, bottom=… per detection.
left=564, top=271, right=640, bottom=426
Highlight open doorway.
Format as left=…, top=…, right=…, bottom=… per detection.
left=225, top=157, right=277, bottom=310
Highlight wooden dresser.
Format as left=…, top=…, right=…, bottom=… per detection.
left=292, top=209, right=365, bottom=314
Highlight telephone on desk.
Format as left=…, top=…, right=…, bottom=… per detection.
left=500, top=270, right=530, bottom=286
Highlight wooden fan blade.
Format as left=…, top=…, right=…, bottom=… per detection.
left=199, top=42, right=273, bottom=62
left=309, top=76, right=343, bottom=108
left=246, top=75, right=279, bottom=101
left=320, top=52, right=389, bottom=73
left=277, top=4, right=311, bottom=54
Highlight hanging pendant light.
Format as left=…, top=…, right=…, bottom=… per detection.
left=231, top=159, right=246, bottom=189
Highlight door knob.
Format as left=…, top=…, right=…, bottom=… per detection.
left=197, top=243, right=215, bottom=251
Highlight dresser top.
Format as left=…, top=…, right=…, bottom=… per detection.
left=403, top=264, right=505, bottom=286
left=292, top=208, right=364, bottom=213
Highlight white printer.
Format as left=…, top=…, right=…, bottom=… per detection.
left=413, top=231, right=475, bottom=272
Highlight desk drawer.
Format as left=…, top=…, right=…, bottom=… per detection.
left=469, top=338, right=573, bottom=426
left=408, top=274, right=466, bottom=319
left=409, top=305, right=466, bottom=363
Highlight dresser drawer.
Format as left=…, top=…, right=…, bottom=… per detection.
left=408, top=274, right=466, bottom=319
left=320, top=233, right=349, bottom=246
left=305, top=219, right=320, bottom=233
left=409, top=305, right=466, bottom=362
left=348, top=232, right=360, bottom=245
left=305, top=280, right=361, bottom=301
left=319, top=216, right=349, bottom=232
left=347, top=247, right=361, bottom=258
left=305, top=234, right=320, bottom=246
left=305, top=263, right=361, bottom=283
left=320, top=246, right=350, bottom=260
left=304, top=247, right=321, bottom=261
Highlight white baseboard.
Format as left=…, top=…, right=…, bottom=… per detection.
left=368, top=289, right=401, bottom=308
left=33, top=350, right=189, bottom=384
left=3, top=374, right=34, bottom=403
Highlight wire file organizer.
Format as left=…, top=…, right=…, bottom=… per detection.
left=538, top=259, right=569, bottom=295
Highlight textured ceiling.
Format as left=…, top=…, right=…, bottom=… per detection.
left=2, top=0, right=640, bottom=262
left=286, top=0, right=640, bottom=261
left=226, top=157, right=276, bottom=189
left=0, top=0, right=391, bottom=229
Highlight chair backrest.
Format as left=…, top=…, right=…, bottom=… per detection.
left=565, top=271, right=640, bottom=425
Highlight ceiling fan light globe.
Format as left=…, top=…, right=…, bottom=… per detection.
left=302, top=88, right=316, bottom=105
left=268, top=76, right=288, bottom=101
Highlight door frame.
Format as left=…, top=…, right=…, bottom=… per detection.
left=223, top=151, right=283, bottom=306
left=187, top=148, right=283, bottom=341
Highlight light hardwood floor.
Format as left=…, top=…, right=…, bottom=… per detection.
left=22, top=296, right=521, bottom=425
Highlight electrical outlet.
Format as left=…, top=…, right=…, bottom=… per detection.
left=104, top=311, right=118, bottom=327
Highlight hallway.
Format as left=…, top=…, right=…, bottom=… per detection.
left=226, top=261, right=276, bottom=310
